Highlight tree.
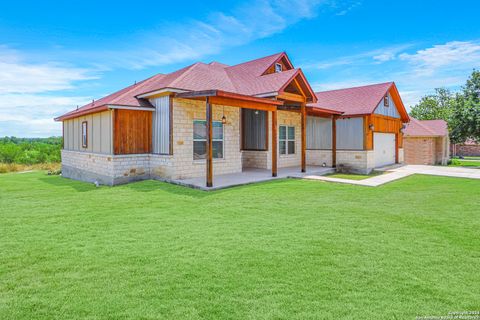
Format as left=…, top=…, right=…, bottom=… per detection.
left=410, top=88, right=454, bottom=122
left=450, top=70, right=480, bottom=143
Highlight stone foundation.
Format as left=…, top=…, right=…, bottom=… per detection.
left=306, top=150, right=333, bottom=167
left=336, top=150, right=375, bottom=174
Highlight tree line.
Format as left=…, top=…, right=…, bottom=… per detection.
left=0, top=137, right=62, bottom=164
left=410, top=70, right=480, bottom=143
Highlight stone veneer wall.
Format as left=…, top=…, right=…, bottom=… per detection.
left=61, top=98, right=242, bottom=185
left=336, top=150, right=375, bottom=174
left=166, top=98, right=242, bottom=179
left=241, top=110, right=302, bottom=169
left=306, top=150, right=333, bottom=167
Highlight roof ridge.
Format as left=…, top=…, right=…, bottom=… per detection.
left=315, top=81, right=393, bottom=94
left=110, top=73, right=164, bottom=104
left=226, top=52, right=284, bottom=70
left=169, top=62, right=202, bottom=88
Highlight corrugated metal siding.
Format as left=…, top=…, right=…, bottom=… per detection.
left=242, top=109, right=267, bottom=150
left=374, top=92, right=400, bottom=118
left=307, top=116, right=332, bottom=149
left=336, top=117, right=364, bottom=150
left=151, top=96, right=171, bottom=154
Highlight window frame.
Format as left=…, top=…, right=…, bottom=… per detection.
left=193, top=119, right=225, bottom=160
left=279, top=125, right=296, bottom=155
left=274, top=63, right=283, bottom=73
left=384, top=95, right=389, bottom=107
left=81, top=121, right=88, bottom=148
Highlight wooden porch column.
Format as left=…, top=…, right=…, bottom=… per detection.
left=272, top=109, right=277, bottom=177
left=301, top=103, right=306, bottom=172
left=206, top=98, right=213, bottom=187
left=332, top=115, right=337, bottom=167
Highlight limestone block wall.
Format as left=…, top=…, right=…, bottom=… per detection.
left=336, top=150, right=375, bottom=174
left=169, top=98, right=242, bottom=179
left=277, top=110, right=302, bottom=168
left=306, top=150, right=333, bottom=167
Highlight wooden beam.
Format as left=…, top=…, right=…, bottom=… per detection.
left=301, top=103, right=306, bottom=172
left=206, top=98, right=213, bottom=187
left=277, top=92, right=306, bottom=103
left=210, top=96, right=277, bottom=111
left=332, top=115, right=337, bottom=167
left=272, top=110, right=278, bottom=177
left=169, top=95, right=174, bottom=155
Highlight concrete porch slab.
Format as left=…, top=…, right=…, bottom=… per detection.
left=174, top=166, right=335, bottom=190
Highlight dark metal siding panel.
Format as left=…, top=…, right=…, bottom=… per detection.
left=307, top=116, right=332, bottom=149
left=336, top=117, right=364, bottom=150
left=242, top=109, right=267, bottom=150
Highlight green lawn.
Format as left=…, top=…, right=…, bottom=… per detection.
left=1, top=172, right=479, bottom=319
left=325, top=171, right=384, bottom=180
left=449, top=158, right=480, bottom=167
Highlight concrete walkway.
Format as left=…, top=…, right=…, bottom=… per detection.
left=175, top=166, right=335, bottom=190
left=303, top=164, right=480, bottom=187
left=388, top=164, right=480, bottom=179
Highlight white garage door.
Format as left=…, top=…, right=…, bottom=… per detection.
left=374, top=133, right=396, bottom=168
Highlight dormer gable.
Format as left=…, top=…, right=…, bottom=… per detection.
left=262, top=52, right=294, bottom=75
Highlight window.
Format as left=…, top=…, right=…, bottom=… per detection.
left=193, top=120, right=224, bottom=160
left=275, top=63, right=283, bottom=73
left=279, top=125, right=295, bottom=155
left=384, top=95, right=389, bottom=107
left=81, top=121, right=88, bottom=148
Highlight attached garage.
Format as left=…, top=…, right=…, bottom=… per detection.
left=306, top=82, right=410, bottom=174
left=374, top=133, right=396, bottom=167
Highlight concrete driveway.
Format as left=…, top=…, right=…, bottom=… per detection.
left=389, top=165, right=480, bottom=180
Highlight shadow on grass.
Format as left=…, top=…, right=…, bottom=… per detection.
left=39, top=175, right=98, bottom=192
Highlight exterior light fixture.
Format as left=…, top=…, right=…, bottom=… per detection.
left=222, top=106, right=227, bottom=124
left=369, top=124, right=375, bottom=131
left=255, top=110, right=259, bottom=115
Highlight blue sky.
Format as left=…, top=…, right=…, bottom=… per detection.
left=1, top=0, right=479, bottom=137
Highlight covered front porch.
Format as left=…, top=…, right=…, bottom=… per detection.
left=175, top=165, right=334, bottom=190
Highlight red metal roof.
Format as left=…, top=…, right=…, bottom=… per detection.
left=57, top=52, right=318, bottom=121
left=404, top=118, right=448, bottom=137
left=309, top=82, right=394, bottom=115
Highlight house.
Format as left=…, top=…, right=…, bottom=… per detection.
left=307, top=82, right=410, bottom=173
left=451, top=139, right=480, bottom=157
left=55, top=53, right=409, bottom=187
left=403, top=118, right=450, bottom=165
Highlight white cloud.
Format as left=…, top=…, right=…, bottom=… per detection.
left=304, top=44, right=412, bottom=70
left=0, top=94, right=89, bottom=137
left=88, top=0, right=341, bottom=70
left=0, top=46, right=97, bottom=94
left=399, top=41, right=480, bottom=75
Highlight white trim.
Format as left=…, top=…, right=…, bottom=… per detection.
left=107, top=105, right=154, bottom=111
left=136, top=88, right=188, bottom=99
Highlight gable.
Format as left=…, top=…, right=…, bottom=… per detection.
left=374, top=92, right=400, bottom=118
left=262, top=53, right=294, bottom=75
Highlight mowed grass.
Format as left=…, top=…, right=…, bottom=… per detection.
left=0, top=172, right=479, bottom=320
left=325, top=171, right=384, bottom=180
left=449, top=159, right=480, bottom=167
